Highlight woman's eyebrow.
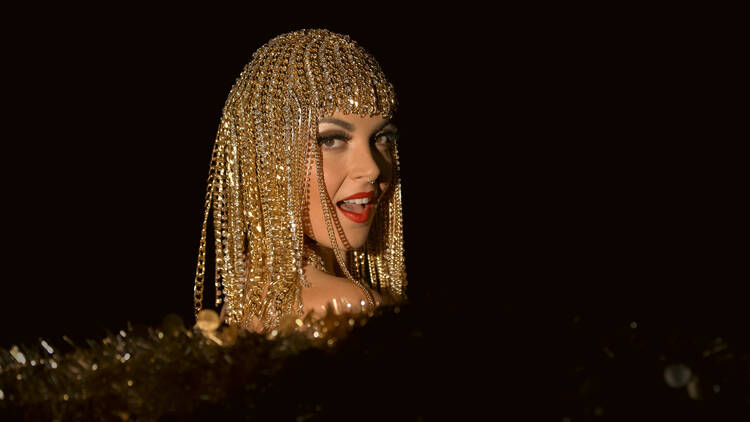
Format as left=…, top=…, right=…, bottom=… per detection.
left=318, top=117, right=395, bottom=134
left=373, top=120, right=395, bottom=134
left=318, top=117, right=354, bottom=131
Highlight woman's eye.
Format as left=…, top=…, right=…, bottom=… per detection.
left=317, top=136, right=345, bottom=149
left=374, top=133, right=397, bottom=147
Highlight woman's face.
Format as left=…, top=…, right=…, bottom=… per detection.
left=305, top=111, right=398, bottom=250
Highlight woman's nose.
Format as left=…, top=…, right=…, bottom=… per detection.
left=351, top=142, right=382, bottom=183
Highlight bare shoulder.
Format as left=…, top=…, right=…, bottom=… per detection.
left=301, top=273, right=381, bottom=317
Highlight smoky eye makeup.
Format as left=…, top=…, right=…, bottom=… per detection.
left=373, top=129, right=399, bottom=145
left=316, top=130, right=352, bottom=148
left=317, top=130, right=351, bottom=139
left=377, top=128, right=399, bottom=138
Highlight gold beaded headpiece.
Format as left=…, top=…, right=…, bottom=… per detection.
left=193, top=29, right=407, bottom=333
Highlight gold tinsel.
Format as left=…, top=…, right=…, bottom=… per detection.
left=0, top=304, right=406, bottom=421
left=3, top=302, right=750, bottom=419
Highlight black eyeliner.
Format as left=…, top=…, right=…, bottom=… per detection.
left=317, top=131, right=351, bottom=139
left=380, top=129, right=399, bottom=137
left=317, top=131, right=351, bottom=142
left=316, top=131, right=352, bottom=149
left=372, top=130, right=399, bottom=143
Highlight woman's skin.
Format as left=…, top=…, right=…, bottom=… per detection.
left=300, top=111, right=398, bottom=319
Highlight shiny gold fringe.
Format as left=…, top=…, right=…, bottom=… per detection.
left=193, top=29, right=407, bottom=334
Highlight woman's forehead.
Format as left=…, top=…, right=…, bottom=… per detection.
left=319, top=111, right=391, bottom=128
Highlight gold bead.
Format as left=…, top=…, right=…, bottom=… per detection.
left=195, top=309, right=220, bottom=332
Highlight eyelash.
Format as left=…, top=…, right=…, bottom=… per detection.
left=316, top=132, right=398, bottom=149
left=316, top=134, right=350, bottom=149
left=374, top=132, right=398, bottom=147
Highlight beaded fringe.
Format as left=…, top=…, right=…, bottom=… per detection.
left=193, top=29, right=407, bottom=333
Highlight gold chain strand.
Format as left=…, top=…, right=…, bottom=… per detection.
left=193, top=138, right=223, bottom=317
left=302, top=244, right=327, bottom=273
left=366, top=216, right=380, bottom=291
left=392, top=142, right=406, bottom=294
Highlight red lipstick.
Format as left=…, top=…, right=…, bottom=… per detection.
left=337, top=191, right=375, bottom=223
left=341, top=191, right=374, bottom=201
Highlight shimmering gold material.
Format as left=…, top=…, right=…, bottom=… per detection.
left=195, top=309, right=223, bottom=345
left=195, top=309, right=220, bottom=332
left=301, top=243, right=327, bottom=273
left=193, top=28, right=407, bottom=333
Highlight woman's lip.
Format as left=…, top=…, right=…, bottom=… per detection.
left=337, top=203, right=374, bottom=223
left=340, top=191, right=374, bottom=201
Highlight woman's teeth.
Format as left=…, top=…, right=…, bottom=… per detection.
left=337, top=200, right=367, bottom=213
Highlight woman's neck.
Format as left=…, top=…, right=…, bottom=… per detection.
left=305, top=237, right=347, bottom=277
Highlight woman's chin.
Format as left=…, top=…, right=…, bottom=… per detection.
left=307, top=235, right=367, bottom=251
left=341, top=232, right=370, bottom=250
left=346, top=240, right=367, bottom=250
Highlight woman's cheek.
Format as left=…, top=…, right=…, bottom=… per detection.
left=323, top=166, right=343, bottom=196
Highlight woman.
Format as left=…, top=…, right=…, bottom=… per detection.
left=193, top=29, right=407, bottom=334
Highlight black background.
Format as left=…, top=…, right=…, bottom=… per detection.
left=1, top=9, right=512, bottom=345
left=0, top=4, right=742, bottom=379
